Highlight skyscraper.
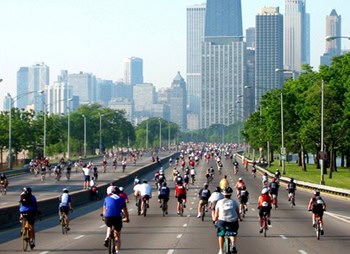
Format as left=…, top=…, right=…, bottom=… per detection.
left=284, top=0, right=309, bottom=72
left=186, top=3, right=206, bottom=130
left=321, top=9, right=341, bottom=66
left=255, top=7, right=284, bottom=109
left=169, top=72, right=187, bottom=130
left=68, top=72, right=96, bottom=105
left=123, top=57, right=143, bottom=86
left=246, top=27, right=256, bottom=49
left=201, top=0, right=245, bottom=128
left=16, top=63, right=49, bottom=111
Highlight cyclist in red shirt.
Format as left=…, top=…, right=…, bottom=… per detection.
left=175, top=181, right=187, bottom=215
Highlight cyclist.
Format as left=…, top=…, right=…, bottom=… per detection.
left=208, top=187, right=224, bottom=223
left=308, top=190, right=326, bottom=235
left=214, top=187, right=241, bottom=254
left=169, top=157, right=173, bottom=167
left=102, top=186, right=129, bottom=252
left=138, top=180, right=152, bottom=213
left=19, top=187, right=38, bottom=249
left=287, top=178, right=297, bottom=206
left=134, top=176, right=140, bottom=186
left=234, top=178, right=246, bottom=196
left=174, top=181, right=187, bottom=215
left=257, top=188, right=272, bottom=233
left=93, top=166, right=98, bottom=180
left=158, top=182, right=170, bottom=213
left=59, top=188, right=73, bottom=230
left=175, top=173, right=183, bottom=185
left=190, top=167, right=196, bottom=184
left=262, top=172, right=269, bottom=187
left=197, top=183, right=211, bottom=218
left=219, top=175, right=229, bottom=191
left=172, top=167, right=179, bottom=181
left=274, top=169, right=281, bottom=183
left=118, top=187, right=129, bottom=203
left=0, top=173, right=9, bottom=193
left=183, top=172, right=190, bottom=190
left=269, top=178, right=280, bottom=208
left=237, top=186, right=249, bottom=213
left=133, top=178, right=141, bottom=205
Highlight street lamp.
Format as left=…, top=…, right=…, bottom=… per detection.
left=82, top=114, right=87, bottom=158
left=99, top=114, right=104, bottom=155
left=146, top=120, right=149, bottom=149
left=325, top=35, right=350, bottom=41
left=168, top=120, right=170, bottom=151
left=67, top=98, right=73, bottom=159
left=159, top=118, right=162, bottom=149
left=320, top=80, right=326, bottom=185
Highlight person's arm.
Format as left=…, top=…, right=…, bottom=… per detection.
left=214, top=206, right=219, bottom=221
left=122, top=205, right=130, bottom=222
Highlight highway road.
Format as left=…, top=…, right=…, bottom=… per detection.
left=0, top=156, right=349, bottom=254
left=0, top=152, right=166, bottom=208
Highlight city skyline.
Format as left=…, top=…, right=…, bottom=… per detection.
left=1, top=0, right=350, bottom=110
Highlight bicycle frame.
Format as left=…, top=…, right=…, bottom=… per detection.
left=315, top=215, right=321, bottom=240
left=262, top=212, right=268, bottom=237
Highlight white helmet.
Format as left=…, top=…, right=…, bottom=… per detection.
left=261, top=188, right=269, bottom=194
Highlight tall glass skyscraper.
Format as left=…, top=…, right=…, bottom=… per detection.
left=284, top=0, right=309, bottom=72
left=255, top=7, right=284, bottom=109
left=321, top=10, right=341, bottom=66
left=201, top=0, right=245, bottom=128
left=186, top=3, right=205, bottom=130
left=123, top=57, right=143, bottom=86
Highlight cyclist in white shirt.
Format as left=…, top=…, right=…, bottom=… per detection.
left=135, top=180, right=152, bottom=208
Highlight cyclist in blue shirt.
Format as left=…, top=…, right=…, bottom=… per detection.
left=59, top=188, right=73, bottom=230
left=102, top=185, right=129, bottom=253
left=158, top=182, right=170, bottom=212
left=19, top=187, right=38, bottom=249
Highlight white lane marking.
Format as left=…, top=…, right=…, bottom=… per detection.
left=74, top=235, right=85, bottom=240
left=251, top=208, right=255, bottom=212
left=167, top=250, right=175, bottom=254
left=299, top=250, right=308, bottom=254
left=177, top=234, right=183, bottom=238
left=1, top=202, right=9, bottom=205
left=187, top=214, right=190, bottom=217
left=325, top=211, right=350, bottom=224
left=183, top=223, right=187, bottom=227
left=280, top=235, right=287, bottom=239
left=99, top=224, right=106, bottom=228
left=39, top=252, right=50, bottom=254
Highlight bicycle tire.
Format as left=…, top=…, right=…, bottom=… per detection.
left=22, top=226, right=29, bottom=251
left=224, top=236, right=231, bottom=254
left=108, top=236, right=115, bottom=254
left=61, top=214, right=68, bottom=234
left=201, top=205, right=205, bottom=221
left=316, top=221, right=320, bottom=240
left=162, top=200, right=167, bottom=216
left=143, top=202, right=147, bottom=217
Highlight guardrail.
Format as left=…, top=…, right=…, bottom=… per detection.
left=237, top=154, right=350, bottom=198
left=0, top=153, right=178, bottom=230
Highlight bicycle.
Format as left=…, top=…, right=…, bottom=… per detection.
left=191, top=175, right=195, bottom=185
left=233, top=166, right=238, bottom=175
left=288, top=192, right=295, bottom=207
left=178, top=199, right=184, bottom=216
left=60, top=211, right=69, bottom=234
left=200, top=201, right=208, bottom=221
left=141, top=196, right=148, bottom=217
left=239, top=203, right=246, bottom=218
left=223, top=228, right=237, bottom=254
left=314, top=214, right=322, bottom=240
left=20, top=216, right=34, bottom=251
left=160, top=198, right=168, bottom=216
left=271, top=194, right=278, bottom=209
left=0, top=183, right=7, bottom=195
left=261, top=211, right=269, bottom=237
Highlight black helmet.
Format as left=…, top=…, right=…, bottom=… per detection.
left=23, top=187, right=32, bottom=194
left=143, top=179, right=148, bottom=184
left=290, top=178, right=294, bottom=182
left=162, top=182, right=167, bottom=187
left=313, top=189, right=320, bottom=196
left=62, top=188, right=69, bottom=193
left=222, top=186, right=233, bottom=195
left=215, top=187, right=221, bottom=192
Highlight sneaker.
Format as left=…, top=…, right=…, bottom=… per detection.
left=245, top=207, right=248, bottom=211
left=231, top=246, right=237, bottom=254
left=184, top=204, right=186, bottom=208
left=259, top=228, right=263, bottom=233
left=312, top=223, right=316, bottom=228
left=29, top=240, right=35, bottom=249
left=197, top=213, right=201, bottom=218
left=218, top=250, right=223, bottom=254
left=321, top=229, right=324, bottom=235
left=104, top=239, right=108, bottom=247
left=268, top=219, right=271, bottom=225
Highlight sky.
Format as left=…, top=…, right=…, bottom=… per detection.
left=1, top=0, right=349, bottom=110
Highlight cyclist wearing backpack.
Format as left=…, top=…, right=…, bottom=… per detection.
left=308, top=190, right=326, bottom=235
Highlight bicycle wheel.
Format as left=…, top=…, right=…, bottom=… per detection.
left=162, top=200, right=167, bottom=216
left=143, top=202, right=147, bottom=217
left=108, top=236, right=115, bottom=254
left=263, top=217, right=268, bottom=237
left=316, top=221, right=320, bottom=240
left=61, top=214, right=68, bottom=234
left=22, top=227, right=29, bottom=251
left=201, top=204, right=205, bottom=221
left=180, top=204, right=184, bottom=217
left=224, top=236, right=231, bottom=254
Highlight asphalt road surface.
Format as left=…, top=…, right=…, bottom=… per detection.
left=0, top=156, right=349, bottom=254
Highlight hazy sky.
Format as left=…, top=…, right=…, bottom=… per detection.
left=1, top=0, right=349, bottom=109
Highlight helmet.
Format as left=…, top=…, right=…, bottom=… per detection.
left=276, top=169, right=280, bottom=172
left=215, top=187, right=221, bottom=192
left=313, top=189, right=320, bottom=196
left=22, top=187, right=32, bottom=194
left=222, top=187, right=233, bottom=195
left=261, top=188, right=269, bottom=194
left=62, top=188, right=69, bottom=193
left=162, top=182, right=167, bottom=187
left=290, top=178, right=294, bottom=182
left=203, top=183, right=208, bottom=187
left=119, top=187, right=124, bottom=192
left=160, top=169, right=164, bottom=174
left=107, top=186, right=116, bottom=195
left=238, top=178, right=242, bottom=181
left=143, top=179, right=148, bottom=184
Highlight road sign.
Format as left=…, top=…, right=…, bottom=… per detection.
left=281, top=155, right=286, bottom=161
left=281, top=147, right=286, bottom=155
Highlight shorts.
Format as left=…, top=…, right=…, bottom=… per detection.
left=105, top=216, right=123, bottom=232
left=158, top=195, right=169, bottom=202
left=239, top=196, right=248, bottom=204
left=259, top=206, right=271, bottom=217
left=21, top=211, right=36, bottom=225
left=199, top=199, right=208, bottom=206
left=60, top=206, right=70, bottom=215
left=84, top=175, right=90, bottom=182
left=177, top=194, right=186, bottom=202
left=216, top=220, right=239, bottom=237
left=312, top=207, right=324, bottom=217
left=142, top=195, right=150, bottom=201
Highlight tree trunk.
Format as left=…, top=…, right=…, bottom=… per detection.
left=346, top=153, right=350, bottom=169
left=301, top=149, right=307, bottom=171
left=315, top=153, right=320, bottom=169
left=341, top=153, right=345, bottom=167
left=298, top=151, right=302, bottom=166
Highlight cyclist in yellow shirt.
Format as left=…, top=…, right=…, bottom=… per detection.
left=219, top=175, right=229, bottom=190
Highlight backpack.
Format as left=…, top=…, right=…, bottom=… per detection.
left=312, top=196, right=324, bottom=209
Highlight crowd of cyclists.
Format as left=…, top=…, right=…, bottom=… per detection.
left=12, top=144, right=328, bottom=254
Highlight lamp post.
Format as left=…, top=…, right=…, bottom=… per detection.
left=325, top=35, right=350, bottom=41
left=82, top=114, right=86, bottom=158
left=159, top=118, right=162, bottom=149
left=168, top=121, right=170, bottom=151
left=99, top=114, right=104, bottom=155
left=280, top=92, right=286, bottom=175
left=320, top=80, right=326, bottom=185
left=67, top=98, right=73, bottom=159
left=146, top=120, right=149, bottom=149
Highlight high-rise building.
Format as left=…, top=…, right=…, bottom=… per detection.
left=169, top=72, right=187, bottom=130
left=16, top=63, right=49, bottom=111
left=186, top=3, right=206, bottom=130
left=133, top=83, right=156, bottom=112
left=321, top=9, right=341, bottom=66
left=245, top=48, right=255, bottom=118
left=246, top=27, right=256, bottom=49
left=201, top=0, right=245, bottom=128
left=284, top=0, right=309, bottom=72
left=123, top=57, right=143, bottom=86
left=68, top=72, right=96, bottom=105
left=255, top=7, right=284, bottom=109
